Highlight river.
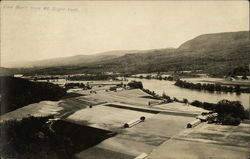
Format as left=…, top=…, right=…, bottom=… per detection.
left=128, top=78, right=249, bottom=109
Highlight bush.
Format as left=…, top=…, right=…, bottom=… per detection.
left=243, top=109, right=250, bottom=120
left=64, top=83, right=87, bottom=89
left=127, top=81, right=143, bottom=89
left=183, top=98, right=188, bottom=104
left=221, top=115, right=241, bottom=126
left=162, top=92, right=172, bottom=102
left=191, top=100, right=203, bottom=107
left=203, top=102, right=216, bottom=110
left=242, top=75, right=248, bottom=80
left=215, top=100, right=245, bottom=120
left=173, top=97, right=180, bottom=102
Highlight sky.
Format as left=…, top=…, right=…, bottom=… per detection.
left=1, top=1, right=249, bottom=65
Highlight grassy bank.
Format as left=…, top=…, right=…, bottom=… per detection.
left=141, top=88, right=249, bottom=125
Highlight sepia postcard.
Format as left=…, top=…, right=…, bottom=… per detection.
left=0, top=1, right=249, bottom=159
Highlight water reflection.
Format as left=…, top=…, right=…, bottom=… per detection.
left=128, top=78, right=249, bottom=109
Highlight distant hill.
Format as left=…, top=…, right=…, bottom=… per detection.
left=3, top=31, right=250, bottom=75
left=178, top=31, right=249, bottom=51
left=82, top=31, right=249, bottom=74
left=3, top=50, right=148, bottom=68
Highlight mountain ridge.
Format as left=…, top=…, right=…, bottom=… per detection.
left=2, top=30, right=249, bottom=75
left=3, top=49, right=161, bottom=68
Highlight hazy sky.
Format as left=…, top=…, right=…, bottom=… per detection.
left=1, top=1, right=249, bottom=65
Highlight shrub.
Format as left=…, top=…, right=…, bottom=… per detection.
left=173, top=97, right=180, bottom=102
left=242, top=75, right=248, bottom=80
left=215, top=100, right=245, bottom=120
left=127, top=81, right=143, bottom=89
left=243, top=109, right=250, bottom=120
left=191, top=100, right=203, bottom=107
left=162, top=92, right=172, bottom=102
left=183, top=98, right=188, bottom=104
left=203, top=102, right=216, bottom=110
left=221, top=115, right=241, bottom=126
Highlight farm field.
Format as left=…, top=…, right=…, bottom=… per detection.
left=147, top=123, right=250, bottom=159
left=0, top=101, right=62, bottom=123
left=73, top=111, right=195, bottom=159
left=82, top=89, right=161, bottom=106
left=154, top=102, right=209, bottom=114
left=1, top=88, right=249, bottom=159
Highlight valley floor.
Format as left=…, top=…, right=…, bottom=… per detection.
left=0, top=88, right=249, bottom=159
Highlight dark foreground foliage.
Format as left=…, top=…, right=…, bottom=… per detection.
left=0, top=116, right=115, bottom=159
left=0, top=76, right=67, bottom=114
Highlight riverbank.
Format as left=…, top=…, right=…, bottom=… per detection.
left=140, top=87, right=249, bottom=121
left=128, top=78, right=249, bottom=109
left=175, top=79, right=250, bottom=93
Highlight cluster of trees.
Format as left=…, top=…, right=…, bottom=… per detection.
left=215, top=100, right=247, bottom=125
left=67, top=74, right=119, bottom=81
left=137, top=73, right=206, bottom=81
left=142, top=88, right=192, bottom=104
left=142, top=88, right=161, bottom=100
left=191, top=99, right=249, bottom=125
left=241, top=75, right=249, bottom=80
left=137, top=75, right=174, bottom=81
left=229, top=66, right=250, bottom=77
left=141, top=86, right=249, bottom=125
left=0, top=76, right=67, bottom=114
left=175, top=80, right=249, bottom=93
left=127, top=81, right=143, bottom=89
left=162, top=92, right=173, bottom=103
left=34, top=76, right=59, bottom=81
left=141, top=89, right=174, bottom=103
left=191, top=100, right=215, bottom=110
left=141, top=84, right=249, bottom=126
left=64, top=83, right=91, bottom=90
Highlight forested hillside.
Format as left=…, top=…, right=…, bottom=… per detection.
left=0, top=77, right=66, bottom=114
left=3, top=31, right=249, bottom=75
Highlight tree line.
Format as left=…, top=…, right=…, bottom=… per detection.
left=136, top=75, right=174, bottom=81
left=141, top=87, right=249, bottom=125
left=175, top=79, right=249, bottom=94
left=67, top=74, right=119, bottom=81
left=64, top=82, right=91, bottom=90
